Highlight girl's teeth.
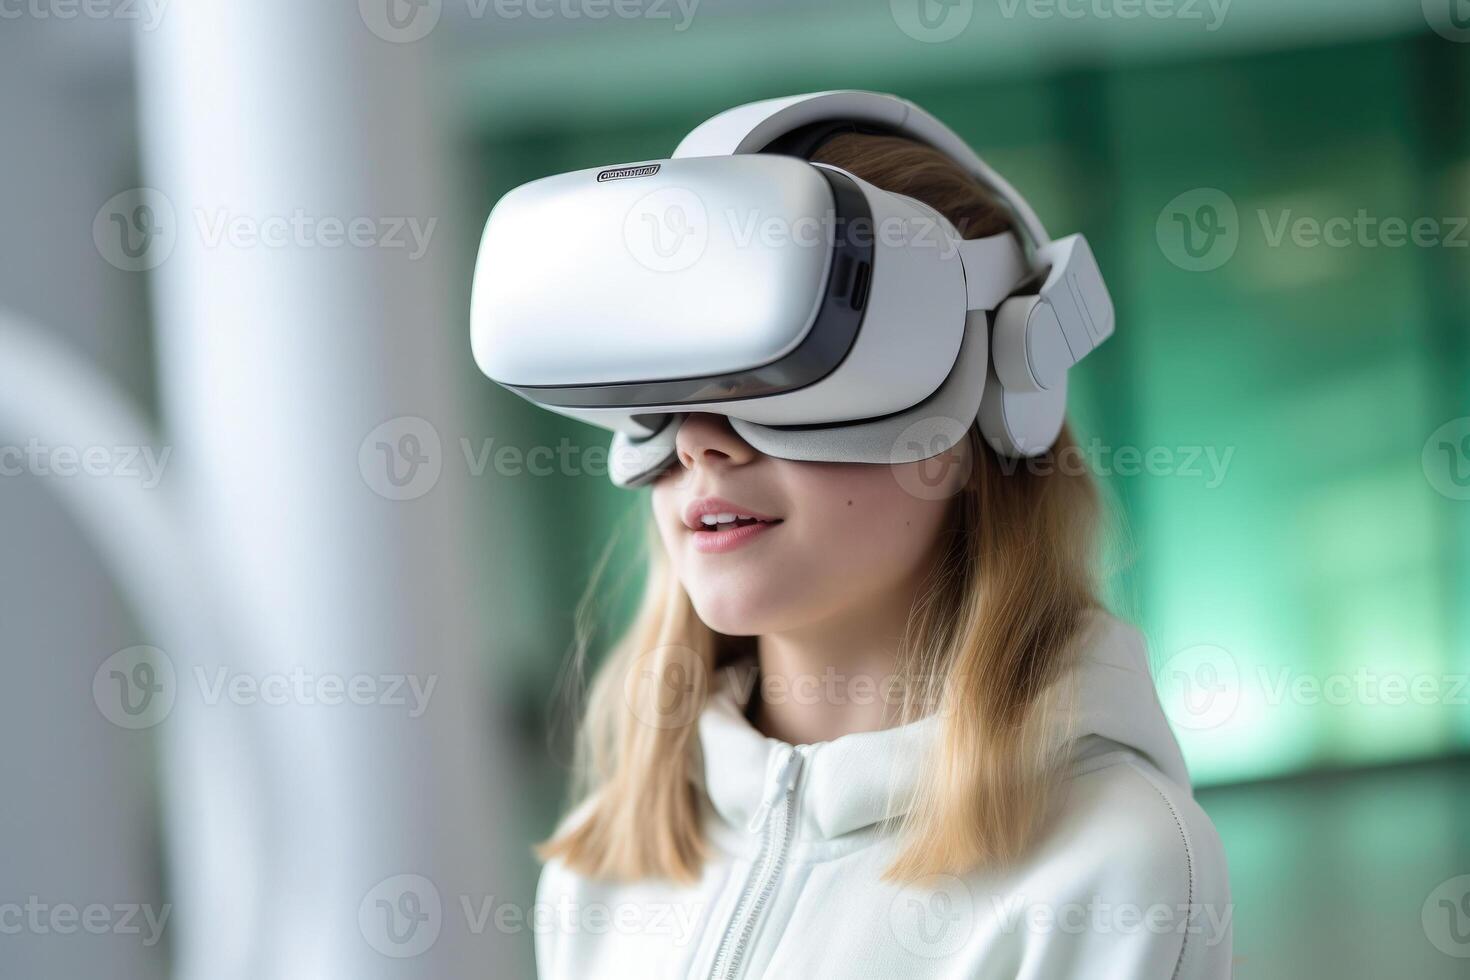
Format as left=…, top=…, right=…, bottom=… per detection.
left=698, top=513, right=770, bottom=530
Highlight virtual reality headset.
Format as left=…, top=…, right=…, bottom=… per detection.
left=470, top=90, right=1114, bottom=487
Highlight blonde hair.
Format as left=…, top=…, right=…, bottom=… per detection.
left=539, top=133, right=1103, bottom=882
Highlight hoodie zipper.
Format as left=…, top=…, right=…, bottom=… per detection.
left=708, top=744, right=807, bottom=980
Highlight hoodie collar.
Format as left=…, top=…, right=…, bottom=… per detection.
left=697, top=672, right=939, bottom=842
left=694, top=612, right=1189, bottom=844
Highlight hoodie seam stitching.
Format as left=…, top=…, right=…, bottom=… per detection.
left=1122, top=758, right=1195, bottom=980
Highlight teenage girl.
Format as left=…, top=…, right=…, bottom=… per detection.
left=530, top=132, right=1231, bottom=980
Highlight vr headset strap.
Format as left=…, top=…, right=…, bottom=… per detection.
left=956, top=233, right=1029, bottom=312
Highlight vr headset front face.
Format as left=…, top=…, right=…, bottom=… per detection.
left=471, top=154, right=976, bottom=431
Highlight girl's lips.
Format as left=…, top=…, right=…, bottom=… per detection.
left=689, top=519, right=782, bottom=554
left=681, top=495, right=782, bottom=530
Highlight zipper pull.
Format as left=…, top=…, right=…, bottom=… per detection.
left=747, top=746, right=804, bottom=834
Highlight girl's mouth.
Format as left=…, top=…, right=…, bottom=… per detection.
left=681, top=496, right=784, bottom=553
left=690, top=515, right=783, bottom=554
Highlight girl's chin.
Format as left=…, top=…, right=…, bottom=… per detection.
left=688, top=588, right=794, bottom=637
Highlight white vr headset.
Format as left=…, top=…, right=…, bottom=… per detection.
left=470, top=90, right=1114, bottom=487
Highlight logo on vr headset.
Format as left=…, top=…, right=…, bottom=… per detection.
left=597, top=164, right=662, bottom=183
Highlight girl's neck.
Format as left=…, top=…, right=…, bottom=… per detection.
left=748, top=584, right=917, bottom=746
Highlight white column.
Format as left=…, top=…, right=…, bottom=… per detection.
left=134, top=4, right=515, bottom=977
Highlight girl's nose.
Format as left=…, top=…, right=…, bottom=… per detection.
left=673, top=413, right=759, bottom=472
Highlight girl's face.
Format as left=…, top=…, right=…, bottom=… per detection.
left=650, top=413, right=970, bottom=636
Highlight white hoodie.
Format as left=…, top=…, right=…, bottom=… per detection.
left=535, top=613, right=1233, bottom=979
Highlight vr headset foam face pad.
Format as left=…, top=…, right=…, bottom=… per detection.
left=609, top=416, right=686, bottom=488
left=608, top=310, right=991, bottom=488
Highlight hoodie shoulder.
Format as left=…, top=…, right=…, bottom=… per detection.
left=998, top=609, right=1233, bottom=978
left=1073, top=607, right=1149, bottom=671
left=1064, top=609, right=1194, bottom=790
left=994, top=749, right=1232, bottom=979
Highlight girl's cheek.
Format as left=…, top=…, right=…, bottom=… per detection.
left=785, top=468, right=919, bottom=548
